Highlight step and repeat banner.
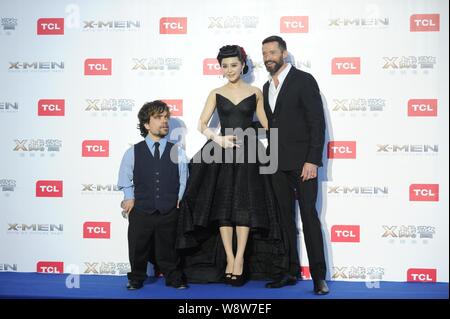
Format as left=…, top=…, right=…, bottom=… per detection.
left=0, top=0, right=448, bottom=283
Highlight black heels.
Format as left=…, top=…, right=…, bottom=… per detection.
left=224, top=273, right=232, bottom=284
left=230, top=272, right=247, bottom=287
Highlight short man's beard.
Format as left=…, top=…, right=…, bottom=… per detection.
left=149, top=128, right=168, bottom=138
left=157, top=130, right=168, bottom=138
left=265, top=57, right=284, bottom=75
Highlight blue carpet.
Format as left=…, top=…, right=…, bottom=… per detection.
left=0, top=272, right=447, bottom=299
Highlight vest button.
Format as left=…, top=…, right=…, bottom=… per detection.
left=156, top=188, right=159, bottom=191
left=155, top=172, right=160, bottom=175
left=156, top=195, right=160, bottom=199
left=156, top=180, right=159, bottom=183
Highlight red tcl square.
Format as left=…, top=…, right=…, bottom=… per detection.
left=38, top=99, right=65, bottom=116
left=410, top=14, right=440, bottom=32
left=36, top=180, right=63, bottom=197
left=82, top=140, right=109, bottom=157
left=332, top=57, right=360, bottom=75
left=331, top=225, right=360, bottom=242
left=280, top=16, right=309, bottom=33
left=163, top=99, right=183, bottom=116
left=328, top=141, right=356, bottom=159
left=84, top=59, right=112, bottom=75
left=203, top=58, right=222, bottom=75
left=407, top=268, right=437, bottom=282
left=37, top=18, right=64, bottom=35
left=408, top=99, right=437, bottom=117
left=37, top=261, right=64, bottom=273
left=160, top=17, right=187, bottom=34
left=83, top=222, right=111, bottom=239
left=409, top=184, right=439, bottom=201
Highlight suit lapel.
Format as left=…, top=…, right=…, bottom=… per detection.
left=263, top=81, right=273, bottom=117
left=273, top=66, right=296, bottom=116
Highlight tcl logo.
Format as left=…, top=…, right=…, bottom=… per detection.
left=37, top=261, right=64, bottom=273
left=84, top=59, right=112, bottom=75
left=203, top=58, right=222, bottom=75
left=36, top=180, right=63, bottom=197
left=332, top=57, right=360, bottom=75
left=410, top=14, right=440, bottom=32
left=407, top=268, right=437, bottom=282
left=300, top=266, right=311, bottom=279
left=38, top=99, right=65, bottom=116
left=160, top=17, right=187, bottom=34
left=163, top=99, right=183, bottom=116
left=328, top=141, right=356, bottom=159
left=280, top=16, right=309, bottom=33
left=331, top=225, right=360, bottom=242
left=37, top=18, right=64, bottom=35
left=408, top=99, right=437, bottom=117
left=82, top=140, right=109, bottom=157
left=409, top=184, right=439, bottom=201
left=83, top=222, right=111, bottom=239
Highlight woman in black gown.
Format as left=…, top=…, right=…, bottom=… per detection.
left=176, top=45, right=289, bottom=286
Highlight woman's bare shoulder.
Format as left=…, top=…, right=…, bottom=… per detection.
left=249, top=85, right=263, bottom=97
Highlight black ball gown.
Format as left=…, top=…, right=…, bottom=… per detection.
left=176, top=93, right=290, bottom=283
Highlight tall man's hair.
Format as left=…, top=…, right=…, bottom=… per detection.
left=262, top=35, right=287, bottom=51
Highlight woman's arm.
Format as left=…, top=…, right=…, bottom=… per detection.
left=255, top=88, right=268, bottom=130
left=198, top=90, right=238, bottom=148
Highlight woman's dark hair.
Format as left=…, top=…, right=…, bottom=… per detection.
left=137, top=100, right=170, bottom=137
left=217, top=45, right=249, bottom=74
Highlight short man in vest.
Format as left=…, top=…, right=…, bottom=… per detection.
left=118, top=100, right=188, bottom=290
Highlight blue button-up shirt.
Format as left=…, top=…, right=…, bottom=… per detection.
left=117, top=136, right=188, bottom=201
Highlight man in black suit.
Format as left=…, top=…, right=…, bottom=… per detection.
left=262, top=35, right=329, bottom=295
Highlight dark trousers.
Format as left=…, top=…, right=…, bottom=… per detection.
left=271, top=170, right=327, bottom=280
left=127, top=207, right=181, bottom=285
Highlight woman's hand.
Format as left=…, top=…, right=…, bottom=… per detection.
left=214, top=135, right=240, bottom=149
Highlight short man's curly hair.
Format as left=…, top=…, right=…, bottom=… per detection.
left=137, top=100, right=170, bottom=137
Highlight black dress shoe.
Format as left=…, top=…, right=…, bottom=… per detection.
left=127, top=280, right=143, bottom=290
left=265, top=275, right=297, bottom=288
left=313, top=279, right=329, bottom=295
left=167, top=278, right=188, bottom=289
left=171, top=281, right=188, bottom=289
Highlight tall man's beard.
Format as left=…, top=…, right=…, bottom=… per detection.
left=265, top=58, right=284, bottom=75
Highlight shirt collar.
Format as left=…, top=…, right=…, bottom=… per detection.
left=145, top=135, right=167, bottom=151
